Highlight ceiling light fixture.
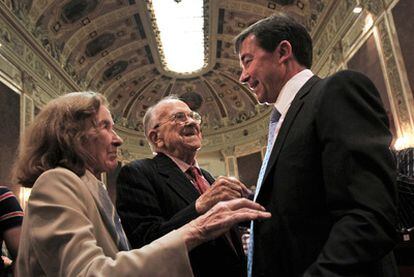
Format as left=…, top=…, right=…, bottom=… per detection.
left=395, top=133, right=414, bottom=150
left=353, top=0, right=363, bottom=13
left=151, top=0, right=205, bottom=73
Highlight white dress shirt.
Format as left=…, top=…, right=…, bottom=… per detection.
left=268, top=69, right=314, bottom=150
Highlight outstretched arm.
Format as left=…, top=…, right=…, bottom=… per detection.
left=116, top=161, right=201, bottom=247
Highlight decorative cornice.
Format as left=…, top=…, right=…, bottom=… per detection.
left=376, top=16, right=412, bottom=135
left=312, top=1, right=355, bottom=73
left=0, top=2, right=79, bottom=93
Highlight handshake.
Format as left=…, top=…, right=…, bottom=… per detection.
left=180, top=176, right=266, bottom=250
left=195, top=176, right=254, bottom=214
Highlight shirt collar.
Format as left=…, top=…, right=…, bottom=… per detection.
left=163, top=153, right=200, bottom=173
left=274, top=69, right=314, bottom=116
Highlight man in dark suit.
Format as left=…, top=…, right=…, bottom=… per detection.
left=234, top=13, right=399, bottom=276
left=116, top=96, right=251, bottom=276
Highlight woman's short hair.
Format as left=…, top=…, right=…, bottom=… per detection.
left=13, top=91, right=108, bottom=187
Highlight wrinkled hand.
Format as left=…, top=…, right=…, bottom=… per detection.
left=195, top=176, right=251, bottom=214
left=181, top=198, right=271, bottom=250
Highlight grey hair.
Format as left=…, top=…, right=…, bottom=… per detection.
left=143, top=95, right=181, bottom=149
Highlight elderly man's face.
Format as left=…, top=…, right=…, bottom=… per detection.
left=151, top=100, right=202, bottom=162
left=85, top=105, right=123, bottom=175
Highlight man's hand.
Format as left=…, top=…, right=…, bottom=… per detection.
left=241, top=228, right=250, bottom=254
left=181, top=198, right=271, bottom=250
left=195, top=176, right=252, bottom=214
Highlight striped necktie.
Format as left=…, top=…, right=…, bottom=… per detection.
left=247, top=107, right=281, bottom=277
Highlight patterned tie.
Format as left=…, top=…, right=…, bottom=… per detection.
left=247, top=107, right=281, bottom=277
left=97, top=182, right=130, bottom=251
left=187, top=166, right=210, bottom=194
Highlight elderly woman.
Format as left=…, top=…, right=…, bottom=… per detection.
left=12, top=92, right=270, bottom=276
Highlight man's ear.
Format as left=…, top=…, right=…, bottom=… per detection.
left=148, top=129, right=162, bottom=148
left=275, top=40, right=293, bottom=63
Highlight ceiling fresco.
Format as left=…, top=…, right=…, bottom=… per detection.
left=8, top=0, right=330, bottom=136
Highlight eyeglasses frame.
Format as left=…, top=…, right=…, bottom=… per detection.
left=153, top=111, right=202, bottom=129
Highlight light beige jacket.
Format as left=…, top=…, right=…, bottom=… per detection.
left=16, top=167, right=193, bottom=276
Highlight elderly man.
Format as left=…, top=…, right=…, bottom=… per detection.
left=116, top=96, right=250, bottom=277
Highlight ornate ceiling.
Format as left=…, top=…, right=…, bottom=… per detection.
left=9, top=0, right=330, bottom=138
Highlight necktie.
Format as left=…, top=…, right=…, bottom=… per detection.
left=187, top=166, right=210, bottom=194
left=254, top=108, right=281, bottom=200
left=247, top=107, right=281, bottom=277
left=97, top=182, right=130, bottom=251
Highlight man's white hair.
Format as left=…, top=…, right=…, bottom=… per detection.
left=143, top=95, right=182, bottom=151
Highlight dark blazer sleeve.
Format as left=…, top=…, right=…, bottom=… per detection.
left=305, top=71, right=398, bottom=275
left=116, top=160, right=200, bottom=248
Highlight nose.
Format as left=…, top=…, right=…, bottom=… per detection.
left=112, top=130, right=123, bottom=147
left=186, top=115, right=199, bottom=125
left=182, top=118, right=199, bottom=131
left=239, top=70, right=250, bottom=84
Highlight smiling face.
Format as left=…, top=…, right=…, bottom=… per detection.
left=149, top=100, right=202, bottom=164
left=238, top=34, right=287, bottom=105
left=84, top=105, right=123, bottom=176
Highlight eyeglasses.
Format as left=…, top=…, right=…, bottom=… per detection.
left=153, top=111, right=202, bottom=129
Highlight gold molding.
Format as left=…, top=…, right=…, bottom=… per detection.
left=376, top=15, right=413, bottom=136
left=0, top=2, right=78, bottom=98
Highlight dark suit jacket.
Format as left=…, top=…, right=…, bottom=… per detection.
left=117, top=153, right=246, bottom=277
left=252, top=70, right=399, bottom=276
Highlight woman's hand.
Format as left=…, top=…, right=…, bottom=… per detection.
left=179, top=198, right=271, bottom=250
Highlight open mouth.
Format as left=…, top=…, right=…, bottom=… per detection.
left=182, top=127, right=198, bottom=136
left=249, top=80, right=259, bottom=90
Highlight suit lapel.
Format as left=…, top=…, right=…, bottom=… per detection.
left=260, top=76, right=320, bottom=191
left=155, top=154, right=200, bottom=204
left=81, top=171, right=121, bottom=249
left=155, top=156, right=243, bottom=258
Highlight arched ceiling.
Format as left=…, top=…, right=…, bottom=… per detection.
left=12, top=0, right=330, bottom=136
